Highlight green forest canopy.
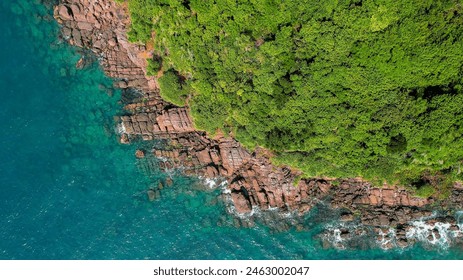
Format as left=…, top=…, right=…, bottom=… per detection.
left=125, top=0, right=463, bottom=192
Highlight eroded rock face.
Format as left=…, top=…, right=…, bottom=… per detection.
left=54, top=0, right=156, bottom=92
left=55, top=0, right=463, bottom=246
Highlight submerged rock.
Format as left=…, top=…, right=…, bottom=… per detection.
left=147, top=189, right=156, bottom=201
left=340, top=213, right=354, bottom=222
left=135, top=149, right=145, bottom=159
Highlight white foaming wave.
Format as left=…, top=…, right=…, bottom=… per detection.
left=332, top=229, right=345, bottom=249
left=159, top=166, right=177, bottom=177
left=278, top=210, right=295, bottom=219
left=322, top=222, right=364, bottom=250
left=377, top=228, right=397, bottom=250
left=198, top=177, right=228, bottom=190
left=148, top=155, right=179, bottom=176
left=227, top=203, right=260, bottom=219
left=221, top=189, right=300, bottom=221
left=116, top=122, right=126, bottom=134
left=153, top=155, right=169, bottom=162
left=197, top=176, right=218, bottom=189
left=323, top=227, right=346, bottom=250
left=406, top=221, right=453, bottom=248
left=219, top=180, right=230, bottom=193
left=219, top=182, right=289, bottom=218
left=205, top=178, right=217, bottom=189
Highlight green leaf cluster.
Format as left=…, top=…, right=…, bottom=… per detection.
left=157, top=70, right=190, bottom=106
left=126, top=0, right=463, bottom=186
left=146, top=56, right=162, bottom=76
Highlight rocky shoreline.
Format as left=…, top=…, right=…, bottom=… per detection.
left=54, top=0, right=463, bottom=249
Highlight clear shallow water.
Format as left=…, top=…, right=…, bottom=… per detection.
left=1, top=0, right=463, bottom=260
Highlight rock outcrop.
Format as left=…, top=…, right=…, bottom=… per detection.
left=54, top=0, right=463, bottom=248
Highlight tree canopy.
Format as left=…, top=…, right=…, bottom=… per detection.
left=125, top=0, right=463, bottom=190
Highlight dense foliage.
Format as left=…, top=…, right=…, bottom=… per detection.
left=157, top=69, right=191, bottom=106
left=146, top=56, right=162, bottom=76
left=125, top=0, right=463, bottom=189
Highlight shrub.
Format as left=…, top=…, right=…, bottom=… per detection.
left=146, top=57, right=161, bottom=76
left=158, top=70, right=190, bottom=107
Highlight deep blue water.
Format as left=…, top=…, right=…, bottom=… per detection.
left=1, top=0, right=463, bottom=260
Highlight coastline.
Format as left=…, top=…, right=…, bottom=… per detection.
left=53, top=0, right=463, bottom=249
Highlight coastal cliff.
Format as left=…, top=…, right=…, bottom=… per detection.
left=54, top=0, right=463, bottom=248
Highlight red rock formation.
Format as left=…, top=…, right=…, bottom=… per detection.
left=54, top=0, right=463, bottom=243
left=135, top=149, right=145, bottom=159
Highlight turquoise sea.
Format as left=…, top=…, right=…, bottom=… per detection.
left=1, top=0, right=463, bottom=260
